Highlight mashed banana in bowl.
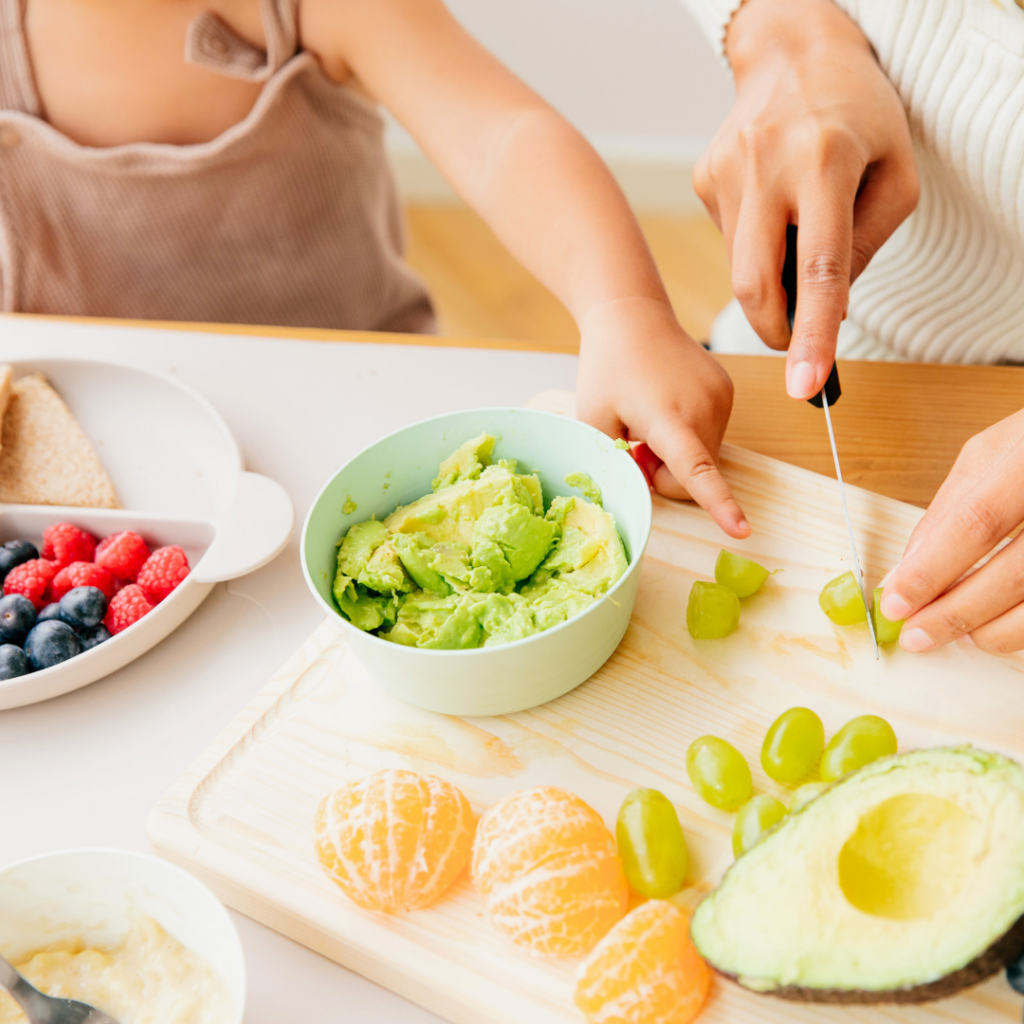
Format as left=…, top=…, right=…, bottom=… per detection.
left=0, top=915, right=233, bottom=1024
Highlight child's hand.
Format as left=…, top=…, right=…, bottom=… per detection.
left=577, top=297, right=751, bottom=539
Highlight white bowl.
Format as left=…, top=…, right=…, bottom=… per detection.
left=301, top=407, right=652, bottom=716
left=0, top=848, right=245, bottom=1024
left=0, top=359, right=295, bottom=710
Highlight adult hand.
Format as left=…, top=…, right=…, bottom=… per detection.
left=880, top=410, right=1024, bottom=654
left=693, top=0, right=918, bottom=399
left=577, top=297, right=751, bottom=539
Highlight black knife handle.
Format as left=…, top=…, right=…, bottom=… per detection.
left=783, top=223, right=798, bottom=331
left=781, top=224, right=842, bottom=408
left=806, top=361, right=842, bottom=408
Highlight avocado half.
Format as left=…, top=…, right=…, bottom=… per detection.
left=690, top=747, right=1024, bottom=1003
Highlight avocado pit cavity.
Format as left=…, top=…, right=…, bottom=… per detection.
left=838, top=794, right=977, bottom=921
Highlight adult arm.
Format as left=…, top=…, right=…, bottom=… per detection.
left=690, top=0, right=918, bottom=398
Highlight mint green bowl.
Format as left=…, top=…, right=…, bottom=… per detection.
left=301, top=408, right=652, bottom=716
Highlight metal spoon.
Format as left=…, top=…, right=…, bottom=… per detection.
left=0, top=954, right=120, bottom=1024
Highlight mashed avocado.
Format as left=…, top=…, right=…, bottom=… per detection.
left=332, top=433, right=628, bottom=649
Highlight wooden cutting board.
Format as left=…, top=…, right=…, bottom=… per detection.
left=148, top=392, right=1024, bottom=1024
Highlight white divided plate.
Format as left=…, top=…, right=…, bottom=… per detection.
left=0, top=359, right=295, bottom=709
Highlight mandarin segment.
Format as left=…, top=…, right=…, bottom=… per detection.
left=575, top=900, right=711, bottom=1024
left=471, top=786, right=628, bottom=957
left=314, top=769, right=475, bottom=912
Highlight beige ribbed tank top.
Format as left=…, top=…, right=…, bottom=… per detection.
left=0, top=0, right=435, bottom=333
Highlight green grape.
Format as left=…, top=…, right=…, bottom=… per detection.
left=732, top=795, right=788, bottom=857
left=820, top=715, right=897, bottom=781
left=760, top=707, right=825, bottom=783
left=714, top=549, right=771, bottom=598
left=616, top=788, right=688, bottom=898
left=872, top=587, right=904, bottom=643
left=686, top=581, right=741, bottom=640
left=819, top=571, right=868, bottom=625
left=686, top=735, right=752, bottom=810
left=790, top=781, right=831, bottom=812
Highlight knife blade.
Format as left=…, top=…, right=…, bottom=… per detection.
left=783, top=225, right=879, bottom=658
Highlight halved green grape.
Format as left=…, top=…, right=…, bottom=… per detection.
left=616, top=788, right=688, bottom=898
left=760, top=707, right=825, bottom=783
left=686, top=735, right=752, bottom=810
left=819, top=571, right=868, bottom=625
left=714, top=550, right=770, bottom=598
left=686, top=581, right=741, bottom=640
left=872, top=587, right=904, bottom=643
left=820, top=715, right=897, bottom=781
left=790, top=781, right=831, bottom=812
left=732, top=795, right=788, bottom=857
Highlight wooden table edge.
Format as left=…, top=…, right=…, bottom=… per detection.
left=1, top=312, right=580, bottom=355
left=7, top=311, right=1020, bottom=508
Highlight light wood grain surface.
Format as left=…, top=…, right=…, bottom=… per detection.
left=149, top=436, right=1024, bottom=1024
left=716, top=356, right=1023, bottom=508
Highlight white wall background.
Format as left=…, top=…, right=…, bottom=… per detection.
left=388, top=0, right=736, bottom=212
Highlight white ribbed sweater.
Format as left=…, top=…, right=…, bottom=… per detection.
left=683, top=0, right=1024, bottom=364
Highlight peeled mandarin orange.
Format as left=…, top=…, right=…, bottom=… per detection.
left=575, top=900, right=710, bottom=1024
left=471, top=786, right=628, bottom=957
left=314, top=769, right=475, bottom=912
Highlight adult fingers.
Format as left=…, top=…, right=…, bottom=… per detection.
left=785, top=163, right=861, bottom=400
left=693, top=152, right=722, bottom=231
left=969, top=601, right=1024, bottom=655
left=889, top=419, right=1024, bottom=592
left=647, top=424, right=751, bottom=539
left=849, top=159, right=919, bottom=283
left=880, top=436, right=1024, bottom=622
left=730, top=186, right=791, bottom=351
left=897, top=533, right=1024, bottom=652
left=694, top=132, right=748, bottom=261
left=899, top=450, right=986, bottom=563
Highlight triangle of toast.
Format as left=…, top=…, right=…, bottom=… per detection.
left=0, top=370, right=121, bottom=508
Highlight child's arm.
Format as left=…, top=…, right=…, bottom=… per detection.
left=301, top=0, right=749, bottom=538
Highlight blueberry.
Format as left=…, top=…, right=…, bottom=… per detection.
left=1008, top=948, right=1024, bottom=994
left=0, top=593, right=36, bottom=644
left=58, top=587, right=107, bottom=629
left=77, top=624, right=112, bottom=651
left=37, top=602, right=62, bottom=623
left=0, top=540, right=38, bottom=583
left=24, top=620, right=82, bottom=670
left=0, top=644, right=30, bottom=679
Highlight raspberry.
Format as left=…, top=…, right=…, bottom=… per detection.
left=3, top=559, right=58, bottom=610
left=52, top=562, right=116, bottom=601
left=40, top=523, right=97, bottom=569
left=629, top=442, right=661, bottom=490
left=95, top=531, right=150, bottom=581
left=136, top=546, right=190, bottom=603
left=103, top=584, right=155, bottom=634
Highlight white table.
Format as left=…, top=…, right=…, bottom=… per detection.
left=1, top=316, right=578, bottom=1024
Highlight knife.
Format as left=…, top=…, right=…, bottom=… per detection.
left=783, top=225, right=879, bottom=658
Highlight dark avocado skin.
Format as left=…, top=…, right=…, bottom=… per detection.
left=716, top=911, right=1024, bottom=1004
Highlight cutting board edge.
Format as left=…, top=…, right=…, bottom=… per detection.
left=146, top=613, right=574, bottom=1024
left=146, top=431, right=1012, bottom=1024
left=148, top=825, right=557, bottom=1024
